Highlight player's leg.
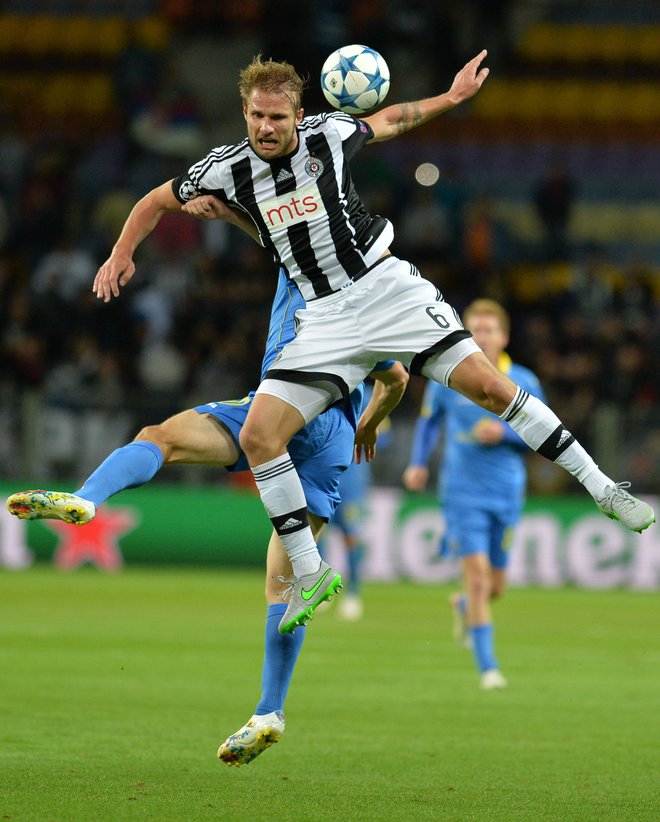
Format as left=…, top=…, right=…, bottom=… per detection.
left=333, top=460, right=369, bottom=620
left=491, top=568, right=506, bottom=600
left=6, top=409, right=238, bottom=524
left=257, top=516, right=324, bottom=711
left=256, top=522, right=319, bottom=717
left=219, top=406, right=352, bottom=765
left=423, top=349, right=655, bottom=532
left=77, top=409, right=239, bottom=503
left=461, top=552, right=506, bottom=689
left=240, top=389, right=343, bottom=633
left=218, top=515, right=325, bottom=767
left=477, top=520, right=512, bottom=690
left=337, top=532, right=365, bottom=621
left=447, top=507, right=506, bottom=688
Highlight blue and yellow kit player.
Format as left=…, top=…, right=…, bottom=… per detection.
left=404, top=299, right=545, bottom=689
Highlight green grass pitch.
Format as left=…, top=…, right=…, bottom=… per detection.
left=2, top=566, right=659, bottom=821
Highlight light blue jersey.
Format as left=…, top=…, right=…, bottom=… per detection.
left=410, top=355, right=544, bottom=566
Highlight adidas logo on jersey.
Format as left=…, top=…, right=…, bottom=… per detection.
left=275, top=168, right=294, bottom=183
left=280, top=517, right=302, bottom=530
left=557, top=429, right=572, bottom=448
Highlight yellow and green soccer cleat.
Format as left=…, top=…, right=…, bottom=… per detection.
left=6, top=490, right=96, bottom=526
left=217, top=711, right=285, bottom=767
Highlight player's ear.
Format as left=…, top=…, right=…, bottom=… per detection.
left=296, top=107, right=304, bottom=125
left=243, top=102, right=248, bottom=120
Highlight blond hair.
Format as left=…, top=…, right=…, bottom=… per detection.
left=463, top=298, right=510, bottom=335
left=238, top=54, right=305, bottom=110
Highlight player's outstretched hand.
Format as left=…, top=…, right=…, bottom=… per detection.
left=449, top=49, right=489, bottom=105
left=93, top=250, right=136, bottom=302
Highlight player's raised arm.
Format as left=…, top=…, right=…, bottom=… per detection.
left=363, top=49, right=489, bottom=143
left=355, top=361, right=409, bottom=463
left=93, top=180, right=181, bottom=303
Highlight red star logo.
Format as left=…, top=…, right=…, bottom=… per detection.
left=45, top=506, right=139, bottom=571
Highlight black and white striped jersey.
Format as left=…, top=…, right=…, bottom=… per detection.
left=172, top=112, right=394, bottom=301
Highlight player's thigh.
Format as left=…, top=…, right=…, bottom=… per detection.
left=241, top=390, right=307, bottom=453
left=136, top=408, right=239, bottom=465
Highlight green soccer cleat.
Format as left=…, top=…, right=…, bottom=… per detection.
left=6, top=490, right=96, bottom=526
left=596, top=482, right=655, bottom=534
left=278, top=560, right=342, bottom=634
left=217, top=711, right=285, bottom=767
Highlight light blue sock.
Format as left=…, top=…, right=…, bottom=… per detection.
left=470, top=623, right=499, bottom=673
left=75, top=441, right=164, bottom=508
left=255, top=603, right=306, bottom=715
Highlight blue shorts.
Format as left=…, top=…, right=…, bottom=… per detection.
left=195, top=394, right=354, bottom=520
left=440, top=506, right=519, bottom=570
left=331, top=459, right=371, bottom=537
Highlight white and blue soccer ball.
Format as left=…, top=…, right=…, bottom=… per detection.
left=321, top=44, right=390, bottom=115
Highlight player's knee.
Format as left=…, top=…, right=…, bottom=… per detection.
left=238, top=423, right=260, bottom=458
left=134, top=424, right=173, bottom=462
left=479, top=372, right=515, bottom=415
left=465, top=562, right=490, bottom=599
left=239, top=422, right=283, bottom=462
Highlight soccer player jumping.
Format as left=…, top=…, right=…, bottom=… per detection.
left=91, top=50, right=654, bottom=633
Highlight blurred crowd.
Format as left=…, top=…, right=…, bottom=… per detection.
left=0, top=0, right=658, bottom=492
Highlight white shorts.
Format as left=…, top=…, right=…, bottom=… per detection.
left=257, top=255, right=480, bottom=421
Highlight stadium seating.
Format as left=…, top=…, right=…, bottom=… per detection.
left=0, top=12, right=169, bottom=124
left=519, top=22, right=660, bottom=66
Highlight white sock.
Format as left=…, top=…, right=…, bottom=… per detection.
left=251, top=454, right=321, bottom=577
left=501, top=388, right=613, bottom=500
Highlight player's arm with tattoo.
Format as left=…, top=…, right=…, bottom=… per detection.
left=364, top=50, right=489, bottom=143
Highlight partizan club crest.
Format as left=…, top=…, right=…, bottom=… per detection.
left=304, top=157, right=324, bottom=179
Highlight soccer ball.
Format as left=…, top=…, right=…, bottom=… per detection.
left=321, top=44, right=390, bottom=115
